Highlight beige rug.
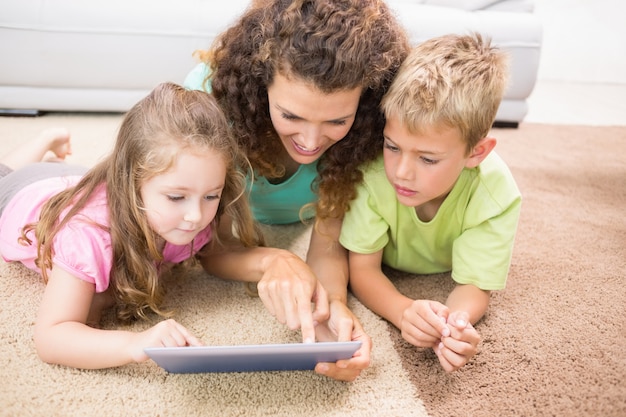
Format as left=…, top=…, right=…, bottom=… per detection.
left=1, top=115, right=625, bottom=417
left=0, top=113, right=427, bottom=417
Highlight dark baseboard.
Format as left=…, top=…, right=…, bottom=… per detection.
left=493, top=120, right=519, bottom=128
left=0, top=109, right=44, bottom=117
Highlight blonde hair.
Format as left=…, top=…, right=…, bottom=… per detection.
left=381, top=33, right=509, bottom=153
left=22, top=83, right=262, bottom=321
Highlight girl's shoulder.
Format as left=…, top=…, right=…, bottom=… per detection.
left=52, top=184, right=113, bottom=292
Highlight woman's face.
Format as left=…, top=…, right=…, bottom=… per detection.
left=267, top=73, right=362, bottom=165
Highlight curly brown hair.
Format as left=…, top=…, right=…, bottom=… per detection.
left=200, top=0, right=409, bottom=222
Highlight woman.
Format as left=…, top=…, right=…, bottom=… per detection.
left=186, top=0, right=409, bottom=381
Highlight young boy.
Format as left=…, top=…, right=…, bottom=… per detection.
left=339, top=33, right=521, bottom=372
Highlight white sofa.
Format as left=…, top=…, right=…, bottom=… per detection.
left=0, top=0, right=542, bottom=126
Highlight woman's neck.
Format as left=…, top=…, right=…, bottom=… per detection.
left=268, top=149, right=300, bottom=184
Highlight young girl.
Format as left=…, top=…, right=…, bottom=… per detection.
left=0, top=83, right=262, bottom=369
left=185, top=0, right=410, bottom=381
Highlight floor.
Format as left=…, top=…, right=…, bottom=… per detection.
left=523, top=0, right=626, bottom=126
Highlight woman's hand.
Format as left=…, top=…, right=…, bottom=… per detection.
left=256, top=249, right=330, bottom=343
left=313, top=300, right=372, bottom=382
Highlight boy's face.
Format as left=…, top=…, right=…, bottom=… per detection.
left=382, top=115, right=472, bottom=217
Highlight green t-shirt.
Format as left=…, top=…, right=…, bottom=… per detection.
left=184, top=63, right=318, bottom=224
left=340, top=152, right=521, bottom=290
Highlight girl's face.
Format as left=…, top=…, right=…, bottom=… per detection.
left=267, top=72, right=362, bottom=165
left=140, top=149, right=226, bottom=247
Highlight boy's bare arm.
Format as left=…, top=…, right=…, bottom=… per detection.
left=445, top=284, right=491, bottom=325
left=348, top=250, right=413, bottom=329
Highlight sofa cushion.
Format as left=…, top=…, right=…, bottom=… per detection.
left=394, top=0, right=534, bottom=12
left=0, top=0, right=541, bottom=124
left=390, top=3, right=542, bottom=99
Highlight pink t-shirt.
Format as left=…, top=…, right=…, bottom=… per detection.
left=0, top=176, right=212, bottom=293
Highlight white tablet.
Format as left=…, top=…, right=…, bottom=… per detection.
left=145, top=341, right=362, bottom=373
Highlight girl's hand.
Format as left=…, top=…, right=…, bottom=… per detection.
left=313, top=300, right=372, bottom=382
left=434, top=311, right=480, bottom=372
left=400, top=299, right=450, bottom=348
left=130, top=319, right=203, bottom=363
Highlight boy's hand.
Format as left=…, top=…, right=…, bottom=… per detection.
left=400, top=300, right=451, bottom=348
left=434, top=311, right=480, bottom=372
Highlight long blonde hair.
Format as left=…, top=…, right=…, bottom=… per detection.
left=23, top=83, right=262, bottom=321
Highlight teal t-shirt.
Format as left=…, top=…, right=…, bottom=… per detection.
left=340, top=152, right=521, bottom=290
left=185, top=63, right=318, bottom=224
left=184, top=63, right=212, bottom=93
left=247, top=163, right=318, bottom=224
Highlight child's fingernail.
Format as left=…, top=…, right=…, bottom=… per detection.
left=457, top=319, right=467, bottom=328
left=442, top=327, right=450, bottom=337
left=438, top=342, right=444, bottom=351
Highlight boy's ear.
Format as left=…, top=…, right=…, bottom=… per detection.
left=465, top=137, right=497, bottom=168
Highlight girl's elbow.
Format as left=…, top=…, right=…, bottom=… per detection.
left=33, top=325, right=58, bottom=364
left=34, top=340, right=55, bottom=364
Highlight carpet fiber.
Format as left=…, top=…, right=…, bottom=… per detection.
left=0, top=115, right=624, bottom=416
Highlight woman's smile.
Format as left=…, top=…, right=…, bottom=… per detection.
left=291, top=139, right=321, bottom=156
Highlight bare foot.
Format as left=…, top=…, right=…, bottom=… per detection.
left=1, top=127, right=72, bottom=169
left=38, top=128, right=72, bottom=161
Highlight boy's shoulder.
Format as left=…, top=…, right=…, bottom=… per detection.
left=360, top=155, right=386, bottom=181
left=461, top=151, right=521, bottom=218
left=476, top=151, right=519, bottom=194
left=353, top=155, right=398, bottom=205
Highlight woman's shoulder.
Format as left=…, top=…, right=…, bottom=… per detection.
left=183, top=63, right=212, bottom=92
